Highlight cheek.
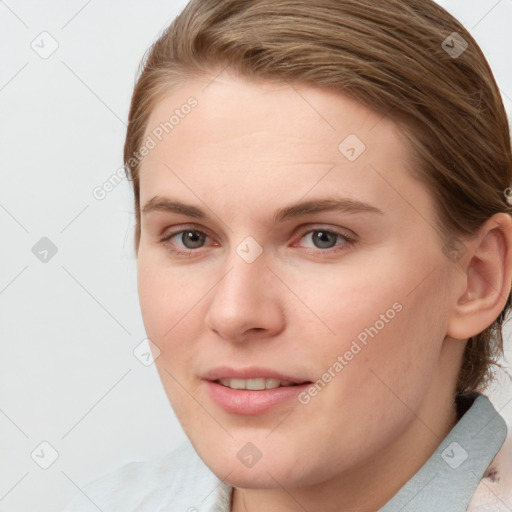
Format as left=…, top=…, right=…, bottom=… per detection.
left=138, top=253, right=196, bottom=336
left=137, top=255, right=203, bottom=380
left=292, top=268, right=450, bottom=461
left=289, top=265, right=404, bottom=357
left=137, top=258, right=209, bottom=425
left=300, top=257, right=449, bottom=400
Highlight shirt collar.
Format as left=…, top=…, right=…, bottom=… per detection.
left=379, top=393, right=508, bottom=512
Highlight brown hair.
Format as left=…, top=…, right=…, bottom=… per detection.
left=123, top=0, right=512, bottom=393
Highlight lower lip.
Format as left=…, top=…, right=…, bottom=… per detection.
left=204, top=380, right=311, bottom=415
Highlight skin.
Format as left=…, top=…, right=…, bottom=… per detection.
left=136, top=71, right=512, bottom=512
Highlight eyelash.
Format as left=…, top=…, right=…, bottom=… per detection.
left=158, top=225, right=356, bottom=257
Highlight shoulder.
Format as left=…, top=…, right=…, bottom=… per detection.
left=62, top=440, right=231, bottom=512
left=468, top=429, right=512, bottom=512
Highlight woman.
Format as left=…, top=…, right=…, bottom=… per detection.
left=64, top=0, right=512, bottom=510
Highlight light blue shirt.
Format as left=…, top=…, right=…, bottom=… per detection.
left=63, top=393, right=507, bottom=512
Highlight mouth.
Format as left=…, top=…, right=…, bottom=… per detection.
left=202, top=368, right=312, bottom=415
left=215, top=378, right=306, bottom=390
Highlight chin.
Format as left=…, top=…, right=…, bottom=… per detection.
left=195, top=439, right=330, bottom=490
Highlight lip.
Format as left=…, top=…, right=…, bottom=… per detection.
left=202, top=366, right=309, bottom=383
left=201, top=366, right=312, bottom=415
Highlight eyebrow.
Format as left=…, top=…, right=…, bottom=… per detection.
left=141, top=195, right=383, bottom=225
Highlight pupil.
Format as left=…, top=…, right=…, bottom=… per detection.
left=183, top=231, right=205, bottom=249
left=314, top=230, right=337, bottom=249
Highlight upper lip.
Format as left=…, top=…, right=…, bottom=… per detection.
left=202, top=366, right=311, bottom=384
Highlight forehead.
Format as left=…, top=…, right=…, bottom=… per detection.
left=138, top=73, right=435, bottom=227
left=143, top=74, right=399, bottom=160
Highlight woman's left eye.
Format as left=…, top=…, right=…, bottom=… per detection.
left=295, top=228, right=355, bottom=252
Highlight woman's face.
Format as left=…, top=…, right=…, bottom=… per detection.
left=136, top=73, right=464, bottom=490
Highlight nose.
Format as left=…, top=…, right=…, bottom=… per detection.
left=204, top=248, right=285, bottom=343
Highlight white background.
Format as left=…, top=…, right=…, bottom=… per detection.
left=1, top=1, right=511, bottom=511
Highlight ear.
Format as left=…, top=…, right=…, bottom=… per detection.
left=447, top=213, right=512, bottom=340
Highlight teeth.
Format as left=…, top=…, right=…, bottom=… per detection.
left=247, top=378, right=267, bottom=390
left=218, top=378, right=296, bottom=390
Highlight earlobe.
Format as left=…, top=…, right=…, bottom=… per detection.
left=447, top=213, right=512, bottom=341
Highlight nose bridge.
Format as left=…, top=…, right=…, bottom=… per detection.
left=215, top=240, right=268, bottom=305
left=204, top=239, right=283, bottom=339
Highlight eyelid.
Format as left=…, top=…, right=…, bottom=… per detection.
left=294, top=224, right=356, bottom=241
left=159, top=223, right=214, bottom=240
